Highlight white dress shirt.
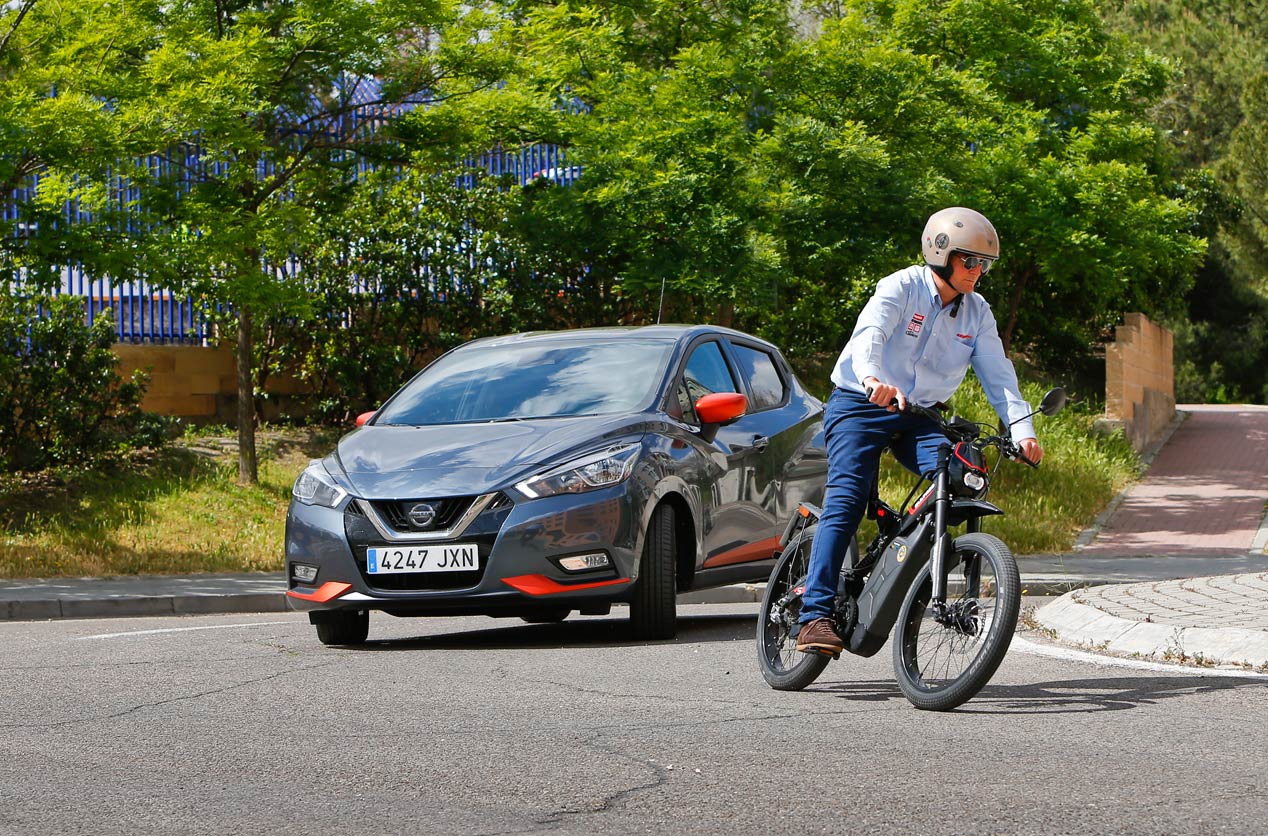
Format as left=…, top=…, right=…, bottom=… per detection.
left=830, top=265, right=1037, bottom=442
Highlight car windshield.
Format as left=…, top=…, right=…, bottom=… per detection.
left=375, top=338, right=675, bottom=425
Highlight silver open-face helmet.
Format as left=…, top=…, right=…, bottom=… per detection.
left=922, top=207, right=1000, bottom=269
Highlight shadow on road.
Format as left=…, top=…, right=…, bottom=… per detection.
left=351, top=611, right=757, bottom=651
left=965, top=675, right=1268, bottom=714
left=813, top=675, right=1267, bottom=713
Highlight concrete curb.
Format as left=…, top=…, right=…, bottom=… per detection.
left=0, top=572, right=291, bottom=623
left=1, top=593, right=290, bottom=621
left=0, top=574, right=1112, bottom=622
left=1036, top=591, right=1268, bottom=670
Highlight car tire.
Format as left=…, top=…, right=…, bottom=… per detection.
left=630, top=504, right=677, bottom=640
left=520, top=608, right=570, bottom=624
left=313, top=609, right=369, bottom=646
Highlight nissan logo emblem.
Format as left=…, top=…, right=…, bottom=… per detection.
left=407, top=502, right=438, bottom=528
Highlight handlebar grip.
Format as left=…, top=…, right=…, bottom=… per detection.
left=866, top=386, right=941, bottom=422
left=1007, top=444, right=1039, bottom=468
left=865, top=386, right=901, bottom=409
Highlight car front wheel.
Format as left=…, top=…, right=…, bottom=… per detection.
left=630, top=504, right=677, bottom=640
left=312, top=609, right=369, bottom=646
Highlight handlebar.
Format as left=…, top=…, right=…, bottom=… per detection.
left=866, top=386, right=1039, bottom=468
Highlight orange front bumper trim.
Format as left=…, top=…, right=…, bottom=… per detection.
left=286, top=581, right=353, bottom=603
left=502, top=574, right=632, bottom=596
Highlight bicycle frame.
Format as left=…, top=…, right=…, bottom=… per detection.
left=778, top=442, right=1005, bottom=658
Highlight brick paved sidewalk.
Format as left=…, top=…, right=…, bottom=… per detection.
left=1080, top=404, right=1268, bottom=555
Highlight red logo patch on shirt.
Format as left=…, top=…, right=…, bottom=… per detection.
left=905, top=313, right=925, bottom=337
left=956, top=333, right=972, bottom=340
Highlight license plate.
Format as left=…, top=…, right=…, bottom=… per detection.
left=366, top=544, right=479, bottom=574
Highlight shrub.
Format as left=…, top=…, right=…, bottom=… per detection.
left=0, top=293, right=164, bottom=471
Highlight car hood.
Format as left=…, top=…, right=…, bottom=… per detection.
left=333, top=415, right=649, bottom=498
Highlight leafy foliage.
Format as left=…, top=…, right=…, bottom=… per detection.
left=1104, top=0, right=1268, bottom=403
left=0, top=294, right=164, bottom=472
left=276, top=165, right=513, bottom=421
left=401, top=0, right=1203, bottom=390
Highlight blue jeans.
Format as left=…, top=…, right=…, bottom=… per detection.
left=800, top=387, right=947, bottom=623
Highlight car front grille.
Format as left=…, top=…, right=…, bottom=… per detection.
left=368, top=496, right=472, bottom=533
left=343, top=493, right=513, bottom=592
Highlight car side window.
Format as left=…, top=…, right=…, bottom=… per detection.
left=731, top=343, right=786, bottom=411
left=675, top=341, right=739, bottom=423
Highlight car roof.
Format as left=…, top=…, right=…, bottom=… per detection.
left=464, top=324, right=778, bottom=350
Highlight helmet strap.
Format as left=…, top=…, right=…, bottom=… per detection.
left=930, top=264, right=964, bottom=317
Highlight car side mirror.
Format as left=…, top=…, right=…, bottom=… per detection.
left=1038, top=388, right=1068, bottom=417
left=694, top=392, right=747, bottom=443
left=355, top=411, right=377, bottom=427
left=696, top=392, right=747, bottom=425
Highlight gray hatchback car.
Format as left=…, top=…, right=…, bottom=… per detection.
left=285, top=325, right=827, bottom=644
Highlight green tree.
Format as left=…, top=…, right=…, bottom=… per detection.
left=865, top=0, right=1205, bottom=372
left=280, top=164, right=517, bottom=421
left=404, top=0, right=799, bottom=326
left=0, top=0, right=159, bottom=288
left=1103, top=0, right=1268, bottom=402
left=117, top=0, right=461, bottom=483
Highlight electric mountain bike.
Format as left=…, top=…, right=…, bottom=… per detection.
left=757, top=387, right=1067, bottom=711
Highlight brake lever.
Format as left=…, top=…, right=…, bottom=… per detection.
left=1001, top=439, right=1039, bottom=469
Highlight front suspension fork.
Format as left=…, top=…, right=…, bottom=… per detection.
left=930, top=445, right=952, bottom=618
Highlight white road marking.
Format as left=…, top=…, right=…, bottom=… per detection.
left=1011, top=636, right=1268, bottom=679
left=77, top=620, right=295, bottom=641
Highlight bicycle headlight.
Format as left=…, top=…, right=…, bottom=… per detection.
left=292, top=461, right=349, bottom=508
left=948, top=442, right=989, bottom=499
left=515, top=443, right=640, bottom=499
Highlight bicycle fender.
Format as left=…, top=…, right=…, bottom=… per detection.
left=946, top=499, right=1003, bottom=528
left=780, top=502, right=823, bottom=547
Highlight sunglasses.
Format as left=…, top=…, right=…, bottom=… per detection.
left=960, top=254, right=994, bottom=274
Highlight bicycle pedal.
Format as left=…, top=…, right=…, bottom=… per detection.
left=799, top=646, right=841, bottom=660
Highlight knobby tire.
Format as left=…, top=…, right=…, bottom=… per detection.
left=892, top=532, right=1020, bottom=711
left=757, top=527, right=830, bottom=691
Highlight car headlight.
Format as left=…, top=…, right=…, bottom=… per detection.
left=515, top=443, right=640, bottom=499
left=292, top=461, right=349, bottom=508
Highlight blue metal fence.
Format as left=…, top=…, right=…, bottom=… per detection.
left=3, top=77, right=577, bottom=344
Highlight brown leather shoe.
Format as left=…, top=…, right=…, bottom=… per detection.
left=796, top=618, right=844, bottom=657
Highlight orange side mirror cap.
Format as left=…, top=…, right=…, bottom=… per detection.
left=695, top=392, right=747, bottom=425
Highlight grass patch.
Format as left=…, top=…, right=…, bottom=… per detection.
left=874, top=374, right=1138, bottom=555
left=0, top=429, right=336, bottom=579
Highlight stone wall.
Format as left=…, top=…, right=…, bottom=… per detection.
left=1102, top=312, right=1175, bottom=452
left=113, top=344, right=235, bottom=420
left=112, top=344, right=313, bottom=423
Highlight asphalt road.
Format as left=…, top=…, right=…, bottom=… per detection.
left=3, top=603, right=1267, bottom=836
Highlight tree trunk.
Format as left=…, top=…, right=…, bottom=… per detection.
left=1000, top=264, right=1033, bottom=355
left=716, top=299, right=734, bottom=329
left=236, top=305, right=258, bottom=485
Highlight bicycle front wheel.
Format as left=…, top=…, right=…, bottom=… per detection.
left=756, top=527, right=830, bottom=691
left=892, top=532, right=1020, bottom=711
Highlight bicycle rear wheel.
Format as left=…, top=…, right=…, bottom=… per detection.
left=892, top=532, right=1020, bottom=711
left=757, top=527, right=830, bottom=691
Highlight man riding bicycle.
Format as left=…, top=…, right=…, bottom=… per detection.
left=797, top=207, right=1045, bottom=657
